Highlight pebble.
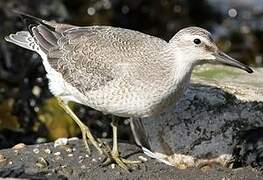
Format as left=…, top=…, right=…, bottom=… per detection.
left=13, top=150, right=19, bottom=155
left=68, top=154, right=73, bottom=157
left=68, top=137, right=79, bottom=141
left=66, top=147, right=73, bottom=153
left=111, top=164, right=116, bottom=169
left=78, top=156, right=83, bottom=160
left=0, top=154, right=7, bottom=165
left=36, top=137, right=47, bottom=144
left=102, top=132, right=107, bottom=138
left=33, top=148, right=40, bottom=154
left=200, top=165, right=212, bottom=172
left=81, top=165, right=86, bottom=169
left=55, top=156, right=63, bottom=161
left=54, top=152, right=61, bottom=156
left=12, top=143, right=26, bottom=150
left=54, top=138, right=68, bottom=147
left=36, top=157, right=49, bottom=168
left=138, top=156, right=148, bottom=162
left=92, top=158, right=97, bottom=162
left=78, top=156, right=84, bottom=163
left=32, top=86, right=41, bottom=96
left=44, top=148, right=51, bottom=154
left=61, top=165, right=73, bottom=175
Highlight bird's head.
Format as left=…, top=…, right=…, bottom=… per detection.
left=169, top=27, right=253, bottom=73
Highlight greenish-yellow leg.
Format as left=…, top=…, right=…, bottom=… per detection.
left=103, top=116, right=141, bottom=171
left=57, top=97, right=103, bottom=155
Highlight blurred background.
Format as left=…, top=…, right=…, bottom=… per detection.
left=0, top=0, right=262, bottom=150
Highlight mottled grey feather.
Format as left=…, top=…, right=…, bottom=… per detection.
left=32, top=27, right=53, bottom=52
left=174, top=27, right=214, bottom=42
left=6, top=15, right=219, bottom=117
left=5, top=31, right=37, bottom=51
left=35, top=25, right=168, bottom=93
left=43, top=21, right=76, bottom=33
left=38, top=25, right=58, bottom=46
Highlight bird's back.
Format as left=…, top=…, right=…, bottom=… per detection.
left=48, top=25, right=168, bottom=92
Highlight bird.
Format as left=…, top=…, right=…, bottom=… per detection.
left=5, top=11, right=253, bottom=171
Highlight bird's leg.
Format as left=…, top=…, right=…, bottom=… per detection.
left=103, top=116, right=141, bottom=171
left=56, top=97, right=103, bottom=155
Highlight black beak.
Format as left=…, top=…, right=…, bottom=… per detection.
left=214, top=51, right=253, bottom=73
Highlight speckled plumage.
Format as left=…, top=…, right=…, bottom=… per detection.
left=5, top=20, right=214, bottom=118
left=5, top=13, right=254, bottom=170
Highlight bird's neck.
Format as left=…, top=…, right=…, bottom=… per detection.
left=172, top=57, right=193, bottom=92
left=163, top=47, right=195, bottom=87
left=149, top=48, right=194, bottom=114
left=158, top=47, right=194, bottom=89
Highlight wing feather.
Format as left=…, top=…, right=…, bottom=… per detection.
left=35, top=25, right=167, bottom=93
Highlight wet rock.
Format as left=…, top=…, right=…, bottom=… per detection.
left=0, top=139, right=261, bottom=179
left=130, top=66, right=263, bottom=170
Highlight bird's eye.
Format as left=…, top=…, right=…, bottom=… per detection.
left=193, top=38, right=201, bottom=45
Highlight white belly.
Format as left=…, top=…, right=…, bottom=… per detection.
left=39, top=51, right=82, bottom=104
left=38, top=51, right=190, bottom=118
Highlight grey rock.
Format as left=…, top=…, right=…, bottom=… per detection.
left=131, top=66, right=263, bottom=169
left=0, top=139, right=262, bottom=180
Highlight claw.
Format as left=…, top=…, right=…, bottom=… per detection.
left=57, top=97, right=141, bottom=171
left=100, top=116, right=142, bottom=171
left=102, top=151, right=141, bottom=172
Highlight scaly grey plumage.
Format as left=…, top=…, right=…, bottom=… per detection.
left=6, top=20, right=194, bottom=118
left=5, top=12, right=253, bottom=171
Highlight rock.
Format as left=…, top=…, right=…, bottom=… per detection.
left=54, top=138, right=68, bottom=148
left=130, top=65, right=263, bottom=169
left=32, top=148, right=40, bottom=154
left=0, top=139, right=262, bottom=180
left=12, top=143, right=26, bottom=150
left=0, top=154, right=7, bottom=165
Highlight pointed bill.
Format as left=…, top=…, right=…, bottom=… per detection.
left=214, top=51, right=253, bottom=73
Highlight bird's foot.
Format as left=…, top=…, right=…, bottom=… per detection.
left=80, top=125, right=104, bottom=155
left=102, top=148, right=141, bottom=172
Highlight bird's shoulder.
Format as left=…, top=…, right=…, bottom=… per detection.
left=57, top=25, right=167, bottom=55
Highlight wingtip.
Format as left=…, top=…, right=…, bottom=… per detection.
left=4, top=35, right=11, bottom=42
left=247, top=67, right=254, bottom=74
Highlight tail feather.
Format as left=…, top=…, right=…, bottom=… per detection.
left=6, top=11, right=62, bottom=53
left=5, top=31, right=39, bottom=52
left=12, top=10, right=55, bottom=35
